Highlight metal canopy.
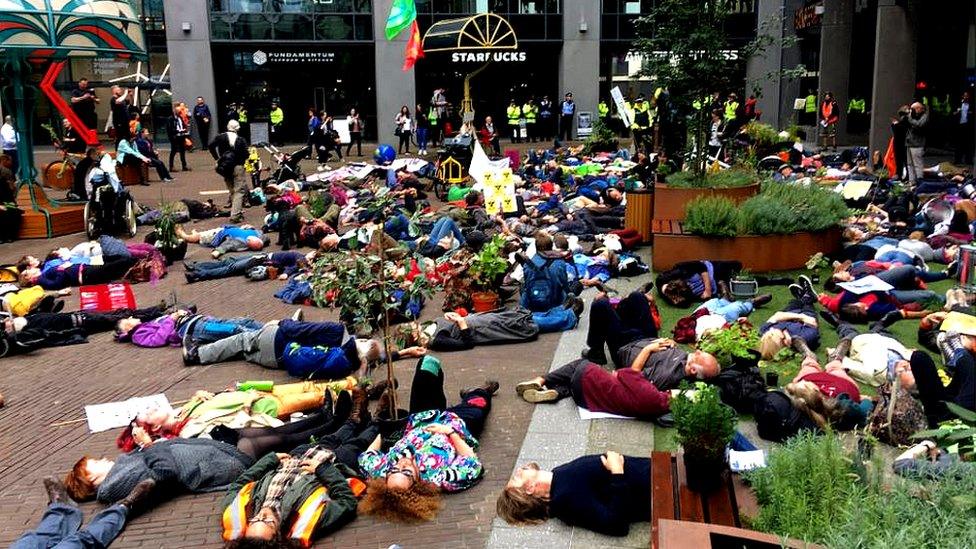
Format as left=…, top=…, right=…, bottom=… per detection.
left=0, top=0, right=147, bottom=59
left=423, top=12, right=518, bottom=53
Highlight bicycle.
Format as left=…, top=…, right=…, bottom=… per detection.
left=40, top=124, right=85, bottom=191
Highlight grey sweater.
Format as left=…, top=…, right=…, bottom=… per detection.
left=96, top=438, right=254, bottom=504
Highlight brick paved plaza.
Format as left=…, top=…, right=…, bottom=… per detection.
left=0, top=149, right=580, bottom=548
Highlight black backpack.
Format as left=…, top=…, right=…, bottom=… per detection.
left=754, top=391, right=821, bottom=443
left=710, top=367, right=767, bottom=414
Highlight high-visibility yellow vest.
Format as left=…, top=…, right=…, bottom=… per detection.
left=238, top=109, right=248, bottom=123
left=847, top=98, right=866, bottom=114
left=522, top=103, right=537, bottom=123
left=724, top=101, right=739, bottom=121
left=598, top=102, right=609, bottom=118
left=632, top=102, right=651, bottom=129
left=507, top=105, right=521, bottom=125
left=804, top=95, right=817, bottom=113
left=270, top=108, right=284, bottom=125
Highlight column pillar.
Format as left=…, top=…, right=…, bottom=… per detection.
left=869, top=0, right=915, bottom=155
left=818, top=0, right=853, bottom=144
left=164, top=3, right=217, bottom=143
left=560, top=0, right=600, bottom=139
left=746, top=0, right=786, bottom=129
left=374, top=0, right=415, bottom=146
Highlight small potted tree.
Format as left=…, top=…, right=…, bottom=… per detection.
left=153, top=202, right=187, bottom=265
left=671, top=383, right=737, bottom=492
left=468, top=234, right=509, bottom=312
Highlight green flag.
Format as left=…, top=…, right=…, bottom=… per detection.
left=385, top=0, right=417, bottom=40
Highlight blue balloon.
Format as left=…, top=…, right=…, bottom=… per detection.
left=374, top=144, right=397, bottom=164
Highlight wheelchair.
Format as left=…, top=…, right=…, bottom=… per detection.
left=84, top=182, right=137, bottom=240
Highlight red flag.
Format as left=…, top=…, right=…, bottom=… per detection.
left=402, top=20, right=424, bottom=71
left=883, top=137, right=898, bottom=178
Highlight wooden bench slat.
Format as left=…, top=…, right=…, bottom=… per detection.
left=705, top=473, right=737, bottom=528
left=674, top=454, right=705, bottom=523
left=650, top=452, right=676, bottom=549
left=730, top=474, right=759, bottom=525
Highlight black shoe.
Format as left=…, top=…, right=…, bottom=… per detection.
left=184, top=272, right=199, bottom=284
left=182, top=330, right=200, bottom=366
left=119, top=479, right=155, bottom=511
left=43, top=477, right=75, bottom=506
left=788, top=284, right=805, bottom=300
left=946, top=260, right=959, bottom=278
left=460, top=380, right=500, bottom=400
left=798, top=275, right=819, bottom=299
left=751, top=294, right=773, bottom=308
left=332, top=390, right=353, bottom=423
left=819, top=309, right=841, bottom=328
left=582, top=346, right=608, bottom=365
left=564, top=296, right=585, bottom=318
left=51, top=300, right=65, bottom=314
left=876, top=310, right=903, bottom=329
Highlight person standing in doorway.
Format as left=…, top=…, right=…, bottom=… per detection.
left=414, top=104, right=429, bottom=156
left=395, top=106, right=412, bottom=154
left=903, top=102, right=929, bottom=185
left=166, top=104, right=190, bottom=172
left=347, top=107, right=364, bottom=157
left=0, top=116, right=18, bottom=175
left=538, top=95, right=553, bottom=143
left=209, top=120, right=249, bottom=223
left=819, top=91, right=840, bottom=151
left=483, top=115, right=500, bottom=156
left=237, top=103, right=250, bottom=142
left=69, top=77, right=99, bottom=134
left=522, top=97, right=538, bottom=143
left=269, top=101, right=284, bottom=147
left=507, top=99, right=522, bottom=144
left=110, top=86, right=131, bottom=145
left=953, top=90, right=974, bottom=166
left=430, top=88, right=448, bottom=146
left=193, top=96, right=212, bottom=148
left=559, top=92, right=575, bottom=142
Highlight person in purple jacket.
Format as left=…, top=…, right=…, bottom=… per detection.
left=115, top=310, right=263, bottom=348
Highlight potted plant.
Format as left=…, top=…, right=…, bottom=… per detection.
left=671, top=382, right=737, bottom=492
left=154, top=202, right=187, bottom=265
left=730, top=269, right=758, bottom=300
left=698, top=321, right=761, bottom=370
left=468, top=234, right=509, bottom=312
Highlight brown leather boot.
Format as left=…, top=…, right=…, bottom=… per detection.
left=119, top=478, right=155, bottom=511
left=347, top=388, right=368, bottom=425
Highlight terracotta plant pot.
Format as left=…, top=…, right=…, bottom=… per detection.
left=683, top=451, right=727, bottom=493
left=471, top=291, right=498, bottom=313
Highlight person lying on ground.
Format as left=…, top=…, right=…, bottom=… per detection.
left=219, top=417, right=376, bottom=547
left=893, top=440, right=976, bottom=480
left=115, top=309, right=263, bottom=348
left=818, top=276, right=939, bottom=323
left=656, top=260, right=743, bottom=307
left=785, top=355, right=874, bottom=431
left=63, top=438, right=254, bottom=504
left=358, top=356, right=498, bottom=522
left=18, top=255, right=137, bottom=290
left=819, top=309, right=917, bottom=387
left=412, top=309, right=541, bottom=352
left=116, top=382, right=359, bottom=451
left=614, top=337, right=722, bottom=389
left=517, top=233, right=575, bottom=312
left=11, top=477, right=155, bottom=549
left=907, top=330, right=976, bottom=426
left=183, top=317, right=379, bottom=380
left=183, top=250, right=312, bottom=283
left=515, top=356, right=672, bottom=418
left=4, top=304, right=167, bottom=337
left=574, top=248, right=619, bottom=288
left=759, top=276, right=822, bottom=360
left=826, top=260, right=955, bottom=292
left=177, top=224, right=270, bottom=258
left=583, top=283, right=660, bottom=366
left=496, top=451, right=649, bottom=537
left=672, top=295, right=773, bottom=344
left=0, top=284, right=71, bottom=317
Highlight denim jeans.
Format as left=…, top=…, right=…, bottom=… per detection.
left=189, top=255, right=261, bottom=281
left=890, top=289, right=940, bottom=305
left=416, top=127, right=428, bottom=150
left=12, top=503, right=127, bottom=549
left=421, top=217, right=464, bottom=256
left=384, top=214, right=412, bottom=241
left=532, top=305, right=578, bottom=334
left=699, top=298, right=754, bottom=323
left=193, top=317, right=264, bottom=343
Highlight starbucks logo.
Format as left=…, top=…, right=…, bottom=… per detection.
left=252, top=50, right=268, bottom=66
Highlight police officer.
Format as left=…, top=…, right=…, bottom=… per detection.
left=507, top=99, right=522, bottom=143
left=269, top=101, right=284, bottom=146
left=631, top=94, right=651, bottom=154
left=538, top=95, right=554, bottom=142
left=522, top=97, right=538, bottom=143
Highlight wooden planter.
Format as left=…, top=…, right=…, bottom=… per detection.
left=624, top=189, right=654, bottom=243
left=653, top=183, right=760, bottom=222
left=652, top=228, right=842, bottom=272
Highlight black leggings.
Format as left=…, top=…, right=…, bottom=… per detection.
left=289, top=420, right=379, bottom=470
left=408, top=358, right=493, bottom=437
left=910, top=350, right=976, bottom=426
left=586, top=292, right=657, bottom=366
left=231, top=397, right=353, bottom=459
left=398, top=131, right=411, bottom=154
left=79, top=256, right=137, bottom=285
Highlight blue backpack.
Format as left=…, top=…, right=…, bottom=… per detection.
left=521, top=257, right=566, bottom=312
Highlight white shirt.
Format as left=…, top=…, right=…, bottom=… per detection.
left=961, top=102, right=970, bottom=125
left=0, top=123, right=17, bottom=150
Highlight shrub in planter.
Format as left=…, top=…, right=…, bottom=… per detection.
left=671, top=383, right=736, bottom=492
left=153, top=202, right=187, bottom=264
left=665, top=167, right=757, bottom=189
left=698, top=322, right=760, bottom=369
left=682, top=196, right=739, bottom=237
left=738, top=183, right=849, bottom=235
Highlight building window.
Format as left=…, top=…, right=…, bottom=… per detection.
left=209, top=0, right=373, bottom=40
left=416, top=0, right=561, bottom=40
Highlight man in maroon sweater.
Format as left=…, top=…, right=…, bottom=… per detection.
left=515, top=339, right=676, bottom=418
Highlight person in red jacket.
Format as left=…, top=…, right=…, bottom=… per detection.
left=820, top=91, right=840, bottom=151
left=514, top=348, right=673, bottom=419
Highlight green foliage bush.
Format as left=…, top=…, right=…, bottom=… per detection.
left=683, top=196, right=739, bottom=237
left=671, top=383, right=736, bottom=462
left=682, top=183, right=849, bottom=237
left=745, top=432, right=976, bottom=547
left=698, top=323, right=759, bottom=365
left=666, top=167, right=757, bottom=189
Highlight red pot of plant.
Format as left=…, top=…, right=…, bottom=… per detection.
left=471, top=291, right=498, bottom=313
